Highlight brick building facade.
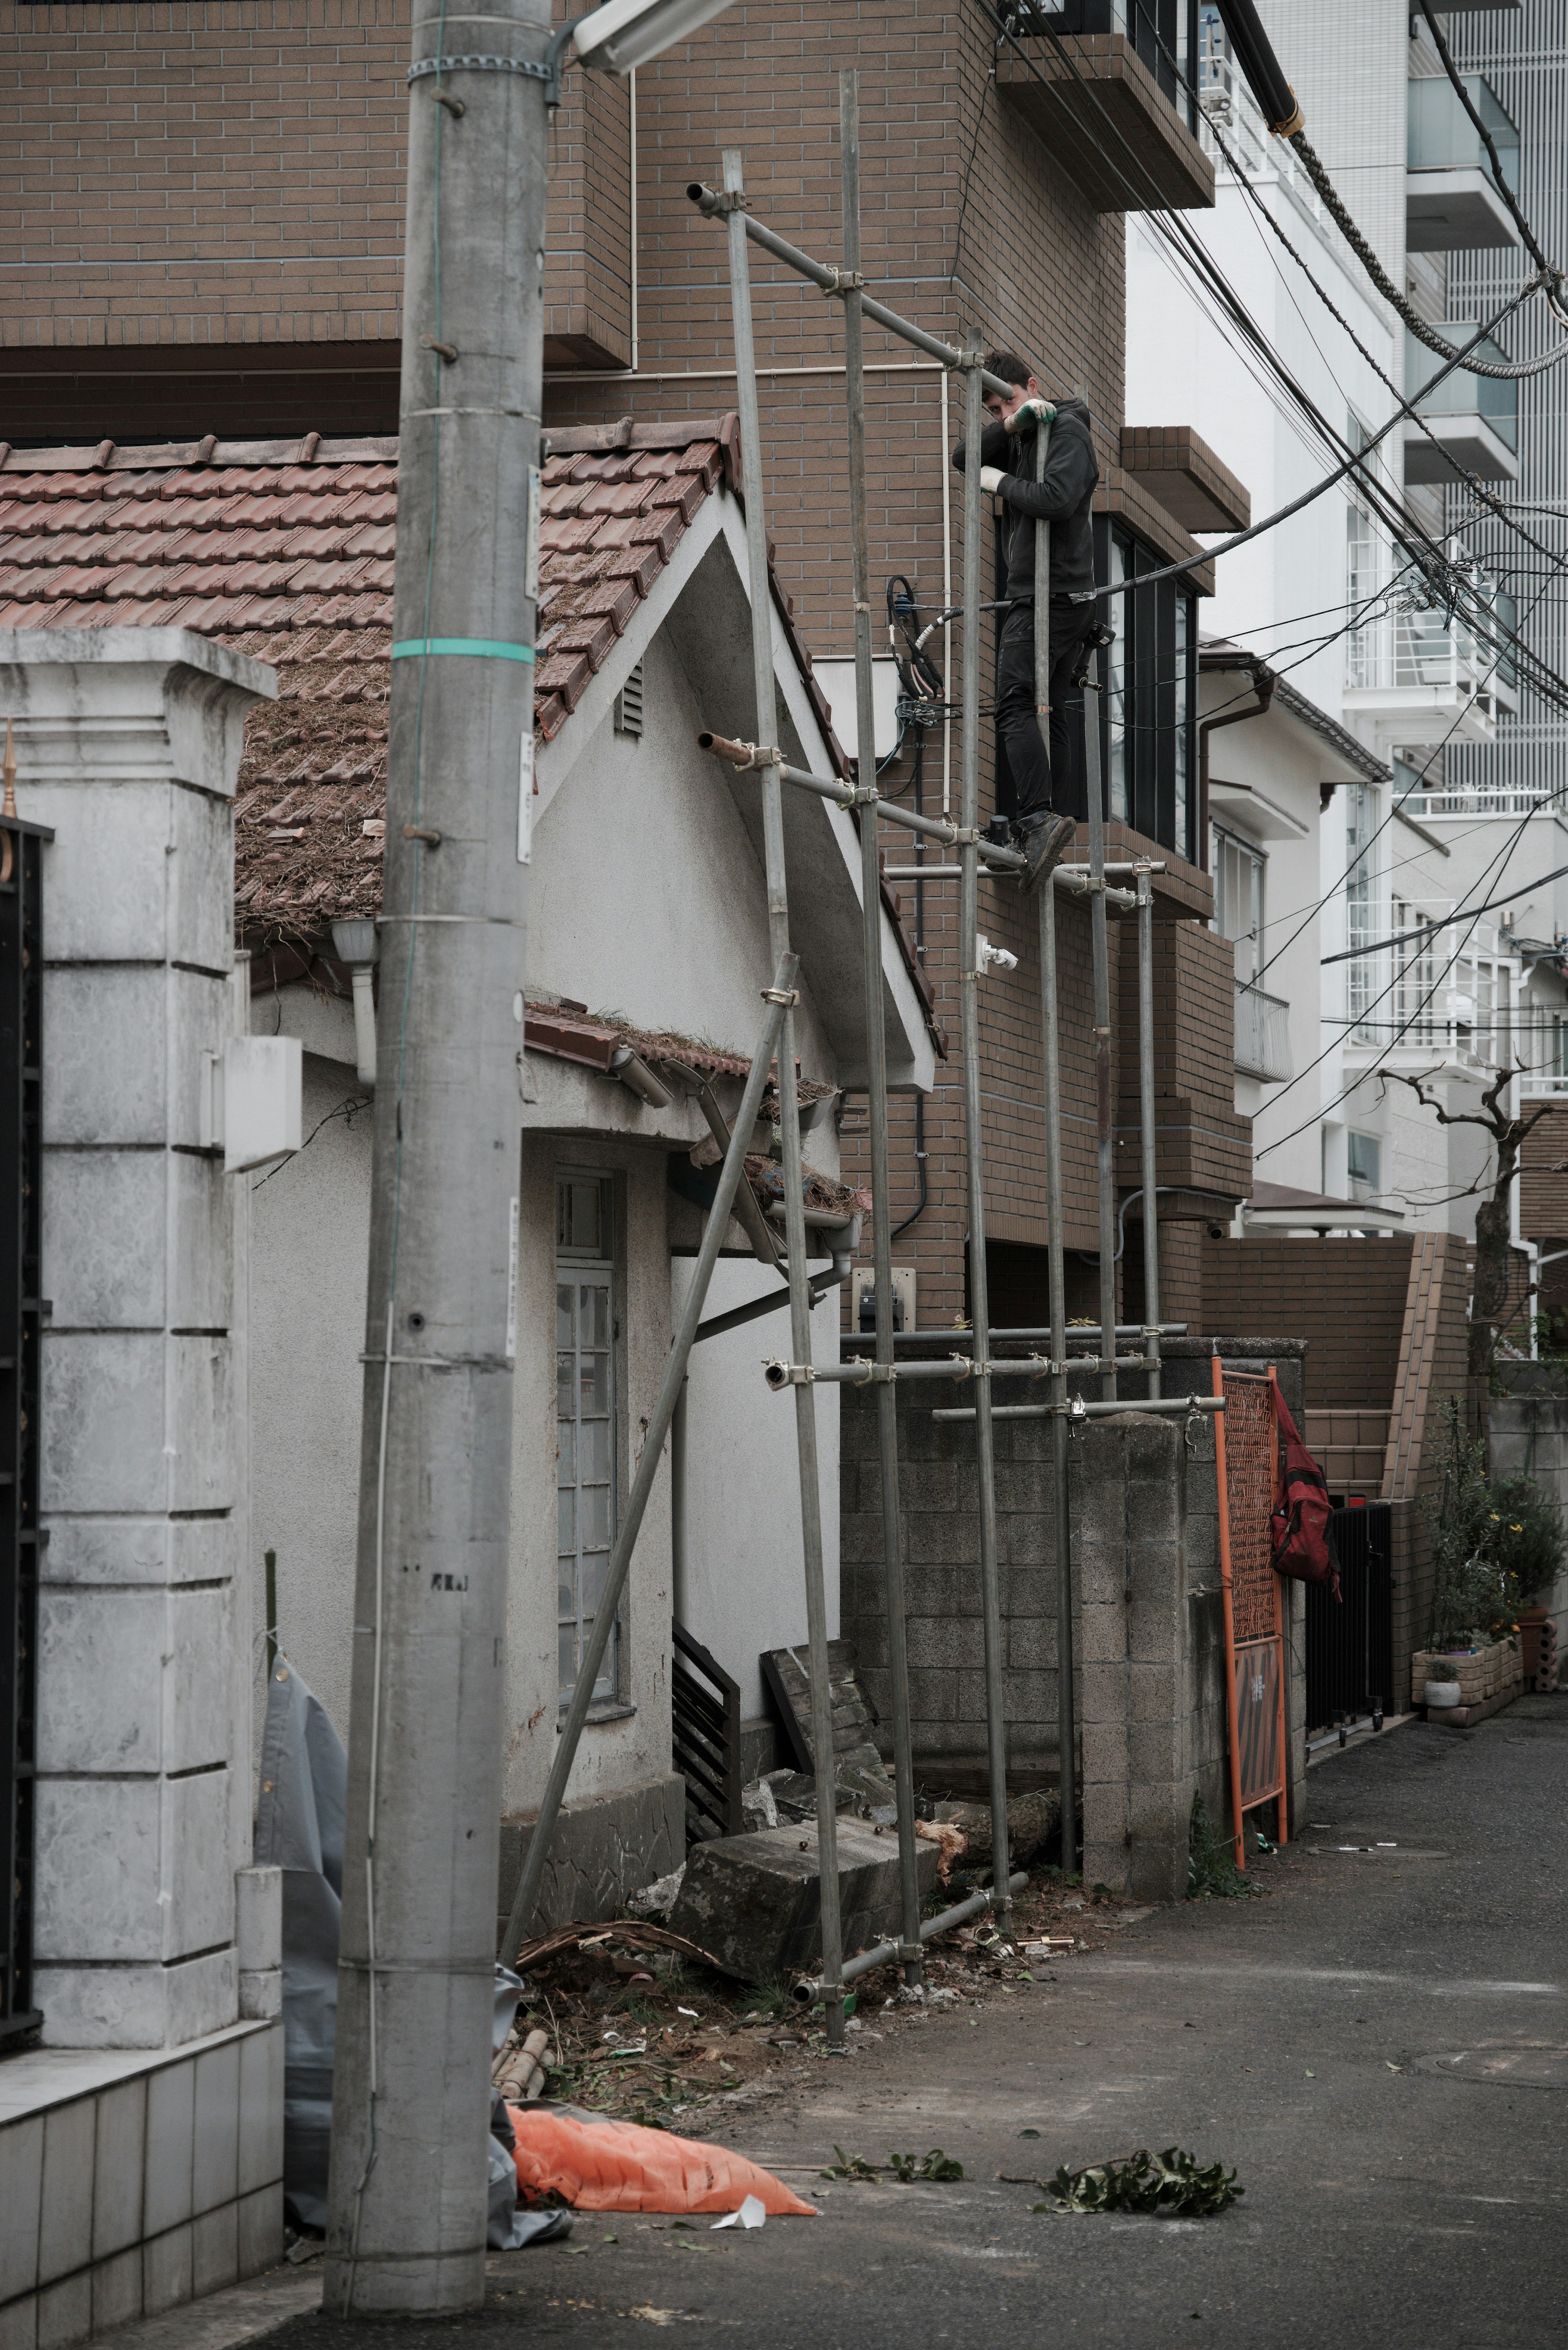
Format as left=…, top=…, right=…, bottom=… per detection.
left=1, top=0, right=1250, bottom=1326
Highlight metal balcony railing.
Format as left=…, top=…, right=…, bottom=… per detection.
left=1405, top=325, right=1518, bottom=453
left=1347, top=603, right=1485, bottom=696
left=1235, top=981, right=1292, bottom=1082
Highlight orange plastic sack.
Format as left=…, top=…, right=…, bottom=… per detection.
left=506, top=2105, right=817, bottom=2216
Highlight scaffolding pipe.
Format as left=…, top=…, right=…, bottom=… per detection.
left=842, top=1322, right=1188, bottom=1348
left=698, top=732, right=1027, bottom=872
left=500, top=958, right=798, bottom=1960
left=839, top=70, right=923, bottom=1990
left=718, top=146, right=846, bottom=2046
left=1082, top=643, right=1118, bottom=1402
left=670, top=1376, right=688, bottom=1628
left=1136, top=866, right=1163, bottom=1400
left=693, top=1267, right=841, bottom=1347
left=933, top=1396, right=1227, bottom=1425
left=685, top=182, right=1020, bottom=400
left=958, top=335, right=1012, bottom=1929
left=764, top=1354, right=1049, bottom=1389
left=1029, top=413, right=1078, bottom=1884
left=791, top=1870, right=1029, bottom=2005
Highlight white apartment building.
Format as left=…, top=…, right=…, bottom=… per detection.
left=1126, top=0, right=1565, bottom=1251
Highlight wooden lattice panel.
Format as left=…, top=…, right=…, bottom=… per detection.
left=1222, top=1376, right=1277, bottom=1645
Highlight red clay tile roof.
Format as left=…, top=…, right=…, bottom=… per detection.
left=0, top=419, right=837, bottom=943
left=0, top=423, right=940, bottom=1052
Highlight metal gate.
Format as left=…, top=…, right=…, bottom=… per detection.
left=1212, top=1358, right=1288, bottom=1866
left=1, top=796, right=46, bottom=2042
left=1308, top=1503, right=1393, bottom=1730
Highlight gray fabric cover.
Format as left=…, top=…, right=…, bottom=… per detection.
left=253, top=1660, right=570, bottom=2248
left=254, top=1658, right=345, bottom=2233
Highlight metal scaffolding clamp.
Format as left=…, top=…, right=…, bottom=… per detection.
left=847, top=1359, right=899, bottom=1385
left=819, top=266, right=865, bottom=297
left=763, top=1357, right=815, bottom=1387
left=408, top=53, right=552, bottom=82
left=760, top=984, right=800, bottom=1006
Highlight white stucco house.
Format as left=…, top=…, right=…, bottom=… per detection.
left=0, top=417, right=936, bottom=1921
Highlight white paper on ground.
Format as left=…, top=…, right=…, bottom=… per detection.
left=710, top=2194, right=767, bottom=2231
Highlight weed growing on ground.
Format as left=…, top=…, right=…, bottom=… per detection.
left=1187, top=1793, right=1260, bottom=1900
left=1031, top=2147, right=1243, bottom=2217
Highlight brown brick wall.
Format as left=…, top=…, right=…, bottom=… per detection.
left=1201, top=1237, right=1414, bottom=1411
left=1519, top=1104, right=1568, bottom=1242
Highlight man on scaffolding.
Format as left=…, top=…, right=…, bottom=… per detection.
left=953, top=352, right=1100, bottom=890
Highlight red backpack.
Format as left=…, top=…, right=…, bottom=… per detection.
left=1270, top=1386, right=1341, bottom=1599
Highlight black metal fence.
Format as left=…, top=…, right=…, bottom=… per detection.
left=1306, top=1503, right=1393, bottom=1732
left=1, top=812, right=47, bottom=2043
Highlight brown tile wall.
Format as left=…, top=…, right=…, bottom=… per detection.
left=1519, top=1103, right=1568, bottom=1242
left=1200, top=1237, right=1415, bottom=1411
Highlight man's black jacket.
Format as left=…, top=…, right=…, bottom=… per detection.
left=951, top=397, right=1099, bottom=604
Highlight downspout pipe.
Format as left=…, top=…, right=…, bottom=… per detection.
left=1197, top=658, right=1276, bottom=876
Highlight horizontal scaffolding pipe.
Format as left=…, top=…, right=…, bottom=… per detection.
left=932, top=1396, right=1227, bottom=1425
left=879, top=863, right=1138, bottom=908
left=763, top=1353, right=1052, bottom=1391
left=697, top=731, right=1027, bottom=873
left=686, top=182, right=1019, bottom=400
left=792, top=1871, right=1029, bottom=2005
left=842, top=1324, right=1189, bottom=1350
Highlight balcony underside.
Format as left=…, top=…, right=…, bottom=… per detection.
left=1405, top=413, right=1519, bottom=485
left=1407, top=167, right=1521, bottom=253
left=996, top=36, right=1215, bottom=213
left=1342, top=686, right=1497, bottom=752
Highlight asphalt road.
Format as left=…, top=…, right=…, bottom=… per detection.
left=262, top=1695, right=1568, bottom=2348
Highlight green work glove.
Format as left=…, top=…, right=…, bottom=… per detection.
left=1011, top=397, right=1056, bottom=433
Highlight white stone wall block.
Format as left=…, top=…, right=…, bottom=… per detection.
left=34, top=1778, right=162, bottom=1964
left=39, top=1516, right=170, bottom=1587
left=167, top=1151, right=232, bottom=1333
left=168, top=1514, right=235, bottom=1586
left=42, top=1148, right=167, bottom=1330
left=42, top=968, right=167, bottom=1149
left=167, top=1337, right=234, bottom=1514
left=37, top=2100, right=94, bottom=2286
left=237, top=1970, right=281, bottom=2020
left=23, top=780, right=174, bottom=965
left=191, top=2042, right=241, bottom=2218
left=236, top=2183, right=283, bottom=2281
left=143, top=2062, right=195, bottom=2238
left=0, top=2115, right=44, bottom=2300
left=161, top=1770, right=233, bottom=1961
left=234, top=1866, right=281, bottom=1974
left=91, top=2078, right=148, bottom=2263
left=91, top=2249, right=143, bottom=2334
left=191, top=2204, right=238, bottom=2300
left=40, top=1333, right=167, bottom=1515
left=36, top=1588, right=167, bottom=1774
left=141, top=2223, right=192, bottom=2319
left=163, top=1589, right=233, bottom=1775
left=35, top=1938, right=236, bottom=2053
left=163, top=651, right=273, bottom=800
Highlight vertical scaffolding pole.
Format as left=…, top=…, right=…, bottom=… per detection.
left=1082, top=647, right=1118, bottom=1401
left=839, top=71, right=922, bottom=1989
left=1032, top=412, right=1076, bottom=1875
left=720, top=147, right=846, bottom=2045
left=959, top=339, right=1011, bottom=1922
left=1136, top=867, right=1162, bottom=1399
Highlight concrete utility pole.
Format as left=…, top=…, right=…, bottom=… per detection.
left=323, top=0, right=548, bottom=2314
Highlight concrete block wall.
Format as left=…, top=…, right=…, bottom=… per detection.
left=840, top=1336, right=1307, bottom=1875
left=0, top=631, right=284, bottom=2349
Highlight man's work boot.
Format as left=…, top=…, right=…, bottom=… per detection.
left=1014, top=810, right=1076, bottom=892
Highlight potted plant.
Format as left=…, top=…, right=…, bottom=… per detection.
left=1424, top=1659, right=1462, bottom=1710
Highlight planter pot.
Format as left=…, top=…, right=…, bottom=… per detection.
left=1425, top=1681, right=1462, bottom=1709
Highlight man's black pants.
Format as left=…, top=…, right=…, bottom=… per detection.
left=994, top=600, right=1097, bottom=828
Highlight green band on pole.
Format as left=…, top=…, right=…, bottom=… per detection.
left=390, top=637, right=536, bottom=663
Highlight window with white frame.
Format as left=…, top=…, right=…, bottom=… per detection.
left=1393, top=898, right=1435, bottom=1049
left=1345, top=784, right=1377, bottom=1042
left=1212, top=826, right=1265, bottom=985
left=1347, top=1130, right=1381, bottom=1200
left=556, top=1171, right=618, bottom=1706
